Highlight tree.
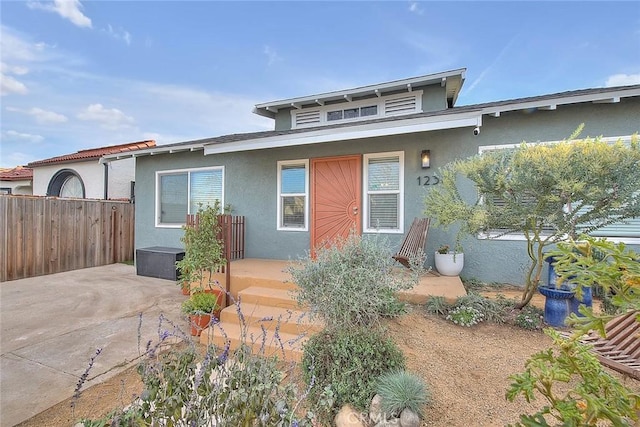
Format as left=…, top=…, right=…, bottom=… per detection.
left=424, top=126, right=640, bottom=308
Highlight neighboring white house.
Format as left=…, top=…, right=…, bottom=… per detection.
left=0, top=166, right=33, bottom=195
left=28, top=140, right=155, bottom=200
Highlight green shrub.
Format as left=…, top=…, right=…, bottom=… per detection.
left=424, top=296, right=449, bottom=315
left=507, top=237, right=640, bottom=426
left=289, top=232, right=421, bottom=330
left=514, top=305, right=543, bottom=330
left=446, top=305, right=484, bottom=327
left=302, top=327, right=405, bottom=420
left=376, top=370, right=430, bottom=418
left=78, top=302, right=323, bottom=427
left=453, top=293, right=509, bottom=324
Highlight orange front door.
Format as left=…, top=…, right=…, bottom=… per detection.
left=310, top=155, right=362, bottom=252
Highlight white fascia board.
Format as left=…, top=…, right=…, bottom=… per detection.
left=204, top=112, right=482, bottom=155
left=481, top=87, right=640, bottom=116
left=255, top=69, right=466, bottom=112
left=100, top=144, right=205, bottom=163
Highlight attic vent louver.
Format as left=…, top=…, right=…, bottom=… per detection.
left=295, top=110, right=321, bottom=126
left=384, top=95, right=418, bottom=115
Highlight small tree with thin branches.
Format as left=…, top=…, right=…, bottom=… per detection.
left=424, top=125, right=640, bottom=308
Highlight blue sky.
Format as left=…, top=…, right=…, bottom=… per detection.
left=1, top=1, right=639, bottom=168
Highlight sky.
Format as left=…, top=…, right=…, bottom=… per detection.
left=1, top=1, right=639, bottom=168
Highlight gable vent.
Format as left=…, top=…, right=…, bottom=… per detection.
left=384, top=95, right=418, bottom=115
left=295, top=110, right=321, bottom=127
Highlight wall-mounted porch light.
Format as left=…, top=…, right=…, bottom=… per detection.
left=421, top=150, right=431, bottom=169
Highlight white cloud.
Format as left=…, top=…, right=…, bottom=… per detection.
left=2, top=130, right=44, bottom=143
left=1, top=63, right=29, bottom=75
left=605, top=73, right=640, bottom=87
left=104, top=24, right=132, bottom=46
left=77, top=103, right=135, bottom=129
left=409, top=2, right=424, bottom=15
left=263, top=45, right=281, bottom=67
left=27, top=0, right=92, bottom=28
left=0, top=74, right=28, bottom=96
left=7, top=107, right=68, bottom=123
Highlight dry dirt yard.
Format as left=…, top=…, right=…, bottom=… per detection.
left=17, top=304, right=639, bottom=427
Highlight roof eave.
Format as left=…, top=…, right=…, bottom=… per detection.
left=254, top=68, right=467, bottom=117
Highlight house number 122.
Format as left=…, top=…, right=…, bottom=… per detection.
left=417, top=175, right=440, bottom=186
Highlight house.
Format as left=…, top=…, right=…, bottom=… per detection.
left=0, top=166, right=33, bottom=195
left=102, top=69, right=640, bottom=284
left=28, top=140, right=156, bottom=200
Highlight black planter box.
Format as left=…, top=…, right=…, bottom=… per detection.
left=136, top=246, right=185, bottom=281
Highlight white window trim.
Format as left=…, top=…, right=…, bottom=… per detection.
left=276, top=159, right=309, bottom=232
left=363, top=151, right=404, bottom=234
left=155, top=166, right=225, bottom=228
left=478, top=135, right=639, bottom=244
left=291, top=91, right=423, bottom=129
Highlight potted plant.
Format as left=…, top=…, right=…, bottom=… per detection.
left=434, top=244, right=464, bottom=276
left=181, top=292, right=220, bottom=336
left=176, top=202, right=227, bottom=308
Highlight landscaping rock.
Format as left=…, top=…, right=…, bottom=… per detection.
left=369, top=394, right=384, bottom=423
left=399, top=408, right=420, bottom=427
left=335, top=404, right=366, bottom=427
left=374, top=418, right=401, bottom=427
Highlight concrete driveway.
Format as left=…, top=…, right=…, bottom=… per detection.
left=0, top=264, right=188, bottom=426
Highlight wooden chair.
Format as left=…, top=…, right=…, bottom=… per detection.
left=392, top=218, right=430, bottom=268
left=580, top=310, right=640, bottom=380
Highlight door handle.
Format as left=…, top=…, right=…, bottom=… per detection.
left=352, top=206, right=359, bottom=215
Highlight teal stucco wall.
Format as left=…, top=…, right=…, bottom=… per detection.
left=135, top=97, right=639, bottom=285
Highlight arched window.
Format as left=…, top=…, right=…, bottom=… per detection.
left=48, top=169, right=85, bottom=198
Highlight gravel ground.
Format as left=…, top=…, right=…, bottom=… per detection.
left=18, top=304, right=639, bottom=426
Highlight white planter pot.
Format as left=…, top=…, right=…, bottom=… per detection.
left=434, top=252, right=464, bottom=276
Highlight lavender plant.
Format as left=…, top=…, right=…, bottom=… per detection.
left=77, top=296, right=329, bottom=426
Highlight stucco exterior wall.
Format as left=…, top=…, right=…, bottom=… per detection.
left=106, top=158, right=135, bottom=199
left=135, top=97, right=640, bottom=285
left=32, top=159, right=135, bottom=199
left=0, top=179, right=32, bottom=195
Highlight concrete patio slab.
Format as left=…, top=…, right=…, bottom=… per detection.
left=0, top=264, right=188, bottom=427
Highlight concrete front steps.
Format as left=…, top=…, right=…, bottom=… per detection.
left=198, top=258, right=466, bottom=362
left=199, top=275, right=322, bottom=362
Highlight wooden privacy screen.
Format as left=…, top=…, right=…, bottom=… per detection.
left=185, top=214, right=246, bottom=305
left=0, top=195, right=134, bottom=282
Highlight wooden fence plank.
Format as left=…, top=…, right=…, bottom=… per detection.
left=0, top=196, right=135, bottom=281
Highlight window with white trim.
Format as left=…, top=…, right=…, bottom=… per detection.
left=363, top=152, right=404, bottom=233
left=156, top=166, right=224, bottom=227
left=478, top=136, right=639, bottom=243
left=277, top=160, right=309, bottom=231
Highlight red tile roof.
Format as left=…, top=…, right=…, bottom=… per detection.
left=0, top=166, right=33, bottom=181
left=27, top=140, right=156, bottom=167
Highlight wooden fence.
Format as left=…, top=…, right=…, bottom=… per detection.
left=0, top=195, right=135, bottom=282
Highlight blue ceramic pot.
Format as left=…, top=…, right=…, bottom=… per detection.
left=538, top=285, right=574, bottom=327
left=570, top=285, right=593, bottom=317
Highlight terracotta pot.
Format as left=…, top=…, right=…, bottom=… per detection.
left=181, top=283, right=190, bottom=295
left=202, top=288, right=225, bottom=318
left=189, top=314, right=212, bottom=336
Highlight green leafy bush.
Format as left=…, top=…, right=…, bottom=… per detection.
left=454, top=293, right=509, bottom=324
left=514, top=305, right=543, bottom=330
left=302, top=327, right=405, bottom=419
left=507, top=330, right=640, bottom=426
left=376, top=370, right=430, bottom=418
left=289, top=232, right=421, bottom=330
left=78, top=303, right=324, bottom=426
left=507, top=237, right=640, bottom=426
left=424, top=296, right=449, bottom=315
left=176, top=202, right=226, bottom=291
left=446, top=305, right=484, bottom=327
